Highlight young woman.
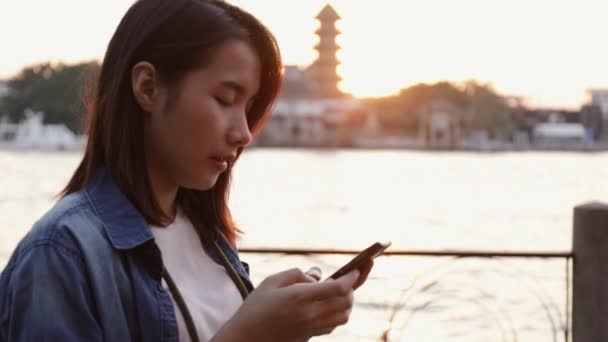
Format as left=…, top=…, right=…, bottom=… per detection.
left=0, top=0, right=373, bottom=341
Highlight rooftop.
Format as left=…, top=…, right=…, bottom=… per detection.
left=316, top=4, right=340, bottom=20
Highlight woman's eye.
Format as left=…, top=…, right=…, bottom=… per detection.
left=215, top=97, right=232, bottom=107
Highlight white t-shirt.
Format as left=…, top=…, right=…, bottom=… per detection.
left=151, top=209, right=243, bottom=342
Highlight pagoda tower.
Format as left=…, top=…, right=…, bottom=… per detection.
left=309, top=4, right=343, bottom=98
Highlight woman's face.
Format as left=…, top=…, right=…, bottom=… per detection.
left=143, top=39, right=261, bottom=191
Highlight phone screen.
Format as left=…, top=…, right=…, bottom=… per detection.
left=327, top=241, right=391, bottom=280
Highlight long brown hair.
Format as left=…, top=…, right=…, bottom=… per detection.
left=62, top=0, right=283, bottom=244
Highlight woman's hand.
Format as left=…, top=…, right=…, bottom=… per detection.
left=212, top=266, right=366, bottom=342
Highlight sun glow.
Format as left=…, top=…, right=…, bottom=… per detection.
left=1, top=0, right=608, bottom=108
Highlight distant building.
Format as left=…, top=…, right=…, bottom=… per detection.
left=418, top=99, right=470, bottom=148
left=278, top=66, right=317, bottom=100
left=580, top=104, right=603, bottom=141
left=533, top=122, right=587, bottom=147
left=260, top=96, right=366, bottom=147
left=0, top=81, right=9, bottom=119
left=307, top=4, right=343, bottom=98
left=0, top=81, right=9, bottom=98
left=258, top=4, right=370, bottom=147
left=278, top=4, right=343, bottom=100
left=588, top=89, right=608, bottom=119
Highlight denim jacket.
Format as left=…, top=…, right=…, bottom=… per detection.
left=0, top=166, right=253, bottom=341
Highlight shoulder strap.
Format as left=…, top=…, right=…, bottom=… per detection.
left=161, top=232, right=251, bottom=342
left=208, top=238, right=250, bottom=300
left=162, top=267, right=200, bottom=342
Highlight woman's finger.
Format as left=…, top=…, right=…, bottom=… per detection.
left=262, top=268, right=313, bottom=288
left=354, top=259, right=374, bottom=289
left=283, top=268, right=358, bottom=313
left=304, top=266, right=322, bottom=282
left=311, top=290, right=353, bottom=318
left=297, top=269, right=359, bottom=300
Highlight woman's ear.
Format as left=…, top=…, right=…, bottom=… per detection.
left=131, top=61, right=162, bottom=114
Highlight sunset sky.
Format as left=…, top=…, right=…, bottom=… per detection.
left=1, top=0, right=607, bottom=109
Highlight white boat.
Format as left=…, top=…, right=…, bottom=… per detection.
left=0, top=109, right=85, bottom=150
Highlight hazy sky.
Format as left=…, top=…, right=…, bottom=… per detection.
left=1, top=0, right=607, bottom=109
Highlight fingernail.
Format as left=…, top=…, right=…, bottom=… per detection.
left=306, top=266, right=322, bottom=281
left=308, top=266, right=321, bottom=274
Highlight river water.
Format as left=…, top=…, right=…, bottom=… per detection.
left=2, top=149, right=607, bottom=341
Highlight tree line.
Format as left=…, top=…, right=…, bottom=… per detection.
left=366, top=80, right=515, bottom=138
left=0, top=61, right=514, bottom=137
left=0, top=61, right=100, bottom=133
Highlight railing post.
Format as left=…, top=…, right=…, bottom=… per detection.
left=572, top=202, right=608, bottom=342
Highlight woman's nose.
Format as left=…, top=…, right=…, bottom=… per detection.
left=227, top=114, right=252, bottom=147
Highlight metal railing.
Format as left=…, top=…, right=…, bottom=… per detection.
left=240, top=247, right=573, bottom=342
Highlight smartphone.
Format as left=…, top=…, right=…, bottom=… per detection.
left=326, top=241, right=392, bottom=280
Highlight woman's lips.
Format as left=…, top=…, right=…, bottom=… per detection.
left=210, top=157, right=228, bottom=171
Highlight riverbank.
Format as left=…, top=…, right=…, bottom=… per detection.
left=253, top=136, right=608, bottom=153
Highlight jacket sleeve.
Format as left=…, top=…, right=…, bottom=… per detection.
left=0, top=242, right=103, bottom=341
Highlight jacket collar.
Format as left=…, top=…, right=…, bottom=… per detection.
left=85, top=165, right=154, bottom=250
left=84, top=165, right=253, bottom=288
